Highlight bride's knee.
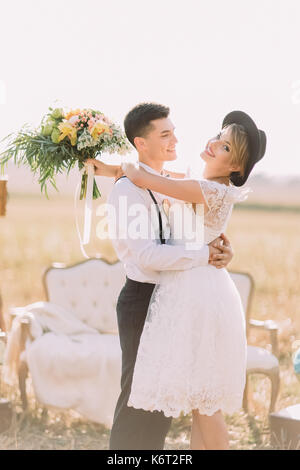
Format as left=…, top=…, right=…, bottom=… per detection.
left=192, top=408, right=223, bottom=423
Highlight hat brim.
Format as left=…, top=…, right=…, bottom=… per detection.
left=222, top=111, right=266, bottom=186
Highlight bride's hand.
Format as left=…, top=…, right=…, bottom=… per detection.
left=85, top=158, right=121, bottom=178
left=121, top=163, right=147, bottom=187
left=85, top=158, right=109, bottom=176
left=208, top=233, right=233, bottom=269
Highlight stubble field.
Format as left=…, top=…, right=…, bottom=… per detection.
left=0, top=193, right=299, bottom=450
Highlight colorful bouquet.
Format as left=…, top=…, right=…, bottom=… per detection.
left=0, top=106, right=131, bottom=199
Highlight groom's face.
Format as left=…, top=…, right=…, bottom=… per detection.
left=139, top=117, right=178, bottom=162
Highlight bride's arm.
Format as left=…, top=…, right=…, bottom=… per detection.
left=163, top=169, right=186, bottom=179
left=85, top=159, right=186, bottom=180
left=85, top=158, right=123, bottom=178
left=122, top=163, right=206, bottom=205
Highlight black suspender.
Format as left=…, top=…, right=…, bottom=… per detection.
left=146, top=188, right=165, bottom=245
left=114, top=175, right=165, bottom=245
left=114, top=175, right=127, bottom=184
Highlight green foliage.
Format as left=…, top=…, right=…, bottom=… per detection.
left=0, top=108, right=131, bottom=199
left=0, top=128, right=87, bottom=199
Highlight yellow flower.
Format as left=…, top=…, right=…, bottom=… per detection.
left=90, top=121, right=110, bottom=140
left=58, top=122, right=77, bottom=146
left=65, top=108, right=81, bottom=121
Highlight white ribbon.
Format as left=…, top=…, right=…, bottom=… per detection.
left=83, top=163, right=94, bottom=244
left=74, top=163, right=95, bottom=259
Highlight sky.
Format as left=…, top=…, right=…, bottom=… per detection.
left=1, top=0, right=300, bottom=178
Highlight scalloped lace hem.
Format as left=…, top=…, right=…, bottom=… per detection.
left=127, top=396, right=244, bottom=418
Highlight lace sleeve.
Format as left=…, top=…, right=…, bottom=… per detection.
left=197, top=179, right=228, bottom=212
left=224, top=185, right=252, bottom=204
left=195, top=179, right=252, bottom=235
left=197, top=179, right=252, bottom=210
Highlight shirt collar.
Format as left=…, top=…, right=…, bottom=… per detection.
left=138, top=161, right=164, bottom=176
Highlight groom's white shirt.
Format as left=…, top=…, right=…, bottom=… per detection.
left=107, top=162, right=209, bottom=284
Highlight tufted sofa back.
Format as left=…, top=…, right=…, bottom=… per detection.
left=229, top=270, right=254, bottom=335
left=42, top=258, right=126, bottom=334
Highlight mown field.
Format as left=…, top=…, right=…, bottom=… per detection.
left=0, top=193, right=299, bottom=450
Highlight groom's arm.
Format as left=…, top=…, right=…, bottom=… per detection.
left=107, top=180, right=210, bottom=272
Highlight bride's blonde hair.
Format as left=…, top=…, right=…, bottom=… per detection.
left=224, top=123, right=249, bottom=178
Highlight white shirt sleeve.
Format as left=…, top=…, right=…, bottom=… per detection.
left=107, top=179, right=209, bottom=272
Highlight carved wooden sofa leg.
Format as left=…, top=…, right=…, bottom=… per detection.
left=243, top=368, right=280, bottom=415
left=242, top=375, right=249, bottom=413
left=18, top=360, right=29, bottom=410
left=268, top=368, right=280, bottom=414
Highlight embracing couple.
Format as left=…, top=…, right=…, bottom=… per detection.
left=86, top=102, right=266, bottom=450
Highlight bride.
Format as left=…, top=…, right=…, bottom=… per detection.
left=86, top=110, right=266, bottom=450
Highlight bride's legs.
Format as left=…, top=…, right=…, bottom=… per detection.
left=190, top=410, right=206, bottom=450
left=192, top=409, right=230, bottom=450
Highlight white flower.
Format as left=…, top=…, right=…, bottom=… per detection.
left=77, top=129, right=98, bottom=150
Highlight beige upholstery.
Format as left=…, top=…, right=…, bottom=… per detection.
left=247, top=345, right=279, bottom=371
left=44, top=259, right=126, bottom=334
left=228, top=272, right=252, bottom=318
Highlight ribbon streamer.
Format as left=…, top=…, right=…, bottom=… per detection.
left=83, top=163, right=94, bottom=245
left=74, top=163, right=94, bottom=259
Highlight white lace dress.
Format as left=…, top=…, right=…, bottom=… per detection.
left=127, top=179, right=251, bottom=418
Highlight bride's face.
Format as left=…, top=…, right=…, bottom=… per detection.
left=200, top=127, right=240, bottom=175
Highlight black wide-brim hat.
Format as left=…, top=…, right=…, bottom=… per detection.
left=222, top=110, right=267, bottom=186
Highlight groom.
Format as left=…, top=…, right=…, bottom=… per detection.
left=107, top=102, right=234, bottom=450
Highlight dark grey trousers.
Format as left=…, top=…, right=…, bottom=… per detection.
left=109, top=276, right=173, bottom=450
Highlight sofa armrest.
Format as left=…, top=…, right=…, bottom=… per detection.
left=19, top=318, right=34, bottom=351
left=249, top=319, right=279, bottom=357
left=6, top=311, right=33, bottom=353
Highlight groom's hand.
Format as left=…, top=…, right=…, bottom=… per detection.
left=208, top=233, right=234, bottom=269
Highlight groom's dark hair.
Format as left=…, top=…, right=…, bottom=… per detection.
left=124, top=102, right=170, bottom=148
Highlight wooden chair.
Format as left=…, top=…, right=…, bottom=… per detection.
left=229, top=271, right=280, bottom=414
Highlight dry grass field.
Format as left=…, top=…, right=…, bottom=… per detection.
left=0, top=192, right=300, bottom=450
